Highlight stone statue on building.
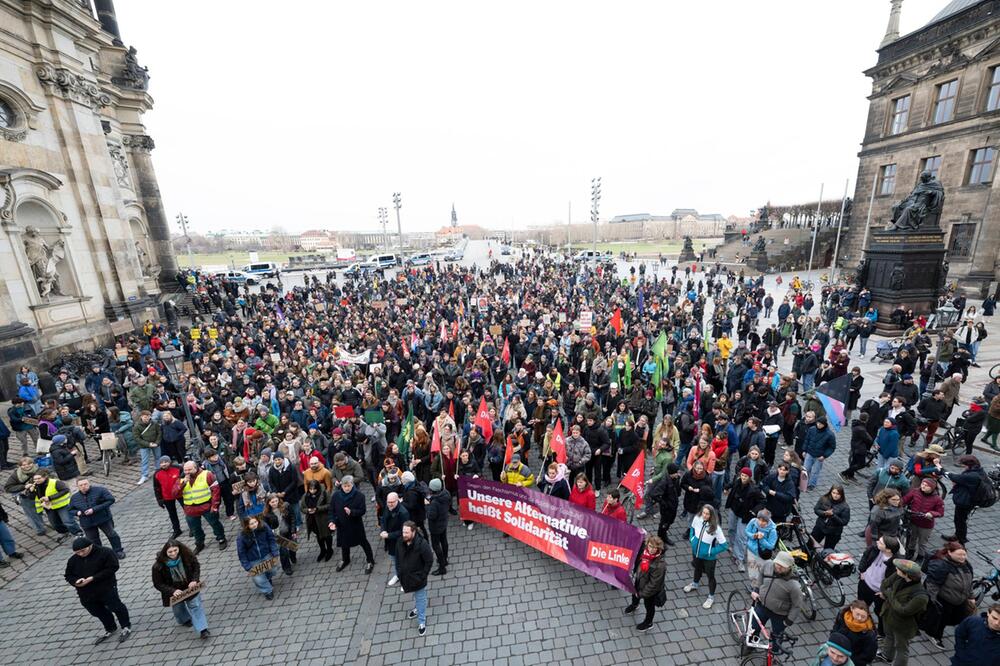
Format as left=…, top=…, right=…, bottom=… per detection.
left=23, top=226, right=64, bottom=298
left=887, top=171, right=944, bottom=231
left=122, top=46, right=149, bottom=90
left=854, top=258, right=869, bottom=287
left=752, top=235, right=767, bottom=254
left=135, top=240, right=160, bottom=279
left=682, top=236, right=694, bottom=252
left=938, top=260, right=950, bottom=292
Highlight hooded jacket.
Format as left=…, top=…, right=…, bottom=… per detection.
left=396, top=532, right=434, bottom=593
left=753, top=558, right=804, bottom=618
left=425, top=489, right=451, bottom=535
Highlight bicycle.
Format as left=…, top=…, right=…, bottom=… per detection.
left=618, top=487, right=638, bottom=525
left=774, top=517, right=820, bottom=620
left=780, top=513, right=848, bottom=608
left=97, top=432, right=128, bottom=477
left=726, top=586, right=798, bottom=665
left=971, top=550, right=1000, bottom=607
left=990, top=362, right=1000, bottom=379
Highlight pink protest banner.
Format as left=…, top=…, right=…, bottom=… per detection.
left=458, top=477, right=645, bottom=593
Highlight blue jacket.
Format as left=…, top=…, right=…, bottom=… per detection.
left=160, top=419, right=188, bottom=444
left=689, top=517, right=729, bottom=561
left=68, top=485, right=116, bottom=529
left=875, top=427, right=899, bottom=459
left=951, top=612, right=1000, bottom=666
left=236, top=525, right=280, bottom=570
left=802, top=425, right=836, bottom=459
left=759, top=472, right=797, bottom=519
left=745, top=519, right=778, bottom=558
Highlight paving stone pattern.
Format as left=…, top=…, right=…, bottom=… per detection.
left=2, top=260, right=1000, bottom=665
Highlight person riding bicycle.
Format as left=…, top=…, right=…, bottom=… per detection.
left=750, top=550, right=804, bottom=645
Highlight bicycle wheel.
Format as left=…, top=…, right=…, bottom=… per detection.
left=740, top=654, right=782, bottom=666
left=946, top=431, right=963, bottom=456
left=810, top=560, right=837, bottom=605
left=726, top=591, right=748, bottom=650
left=102, top=450, right=111, bottom=477
left=971, top=579, right=991, bottom=607
left=990, top=363, right=1000, bottom=379
left=799, top=577, right=817, bottom=621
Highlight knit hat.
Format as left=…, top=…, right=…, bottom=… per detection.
left=272, top=452, right=284, bottom=459
left=826, top=632, right=852, bottom=658
left=429, top=478, right=443, bottom=492
left=740, top=467, right=752, bottom=478
left=894, top=558, right=922, bottom=578
left=401, top=471, right=415, bottom=484
left=71, top=536, right=93, bottom=551
left=890, top=457, right=906, bottom=469
left=666, top=463, right=680, bottom=475
left=52, top=434, right=67, bottom=445
left=158, top=455, right=172, bottom=465
left=774, top=551, right=795, bottom=568
left=259, top=447, right=272, bottom=458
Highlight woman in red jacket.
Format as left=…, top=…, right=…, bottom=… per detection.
left=569, top=473, right=596, bottom=511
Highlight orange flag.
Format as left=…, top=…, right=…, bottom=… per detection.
left=611, top=308, right=623, bottom=335
left=503, top=435, right=513, bottom=466
left=474, top=396, right=493, bottom=442
left=550, top=419, right=567, bottom=465
left=431, top=419, right=441, bottom=453
left=620, top=449, right=646, bottom=509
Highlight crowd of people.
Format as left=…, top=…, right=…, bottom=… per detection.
left=2, top=249, right=1000, bottom=664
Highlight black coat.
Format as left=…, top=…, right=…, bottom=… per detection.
left=679, top=471, right=714, bottom=515
left=328, top=487, right=368, bottom=548
left=396, top=532, right=434, bottom=593
left=948, top=466, right=986, bottom=509
left=50, top=442, right=80, bottom=481
left=379, top=504, right=410, bottom=553
left=402, top=483, right=428, bottom=527
left=426, top=489, right=450, bottom=535
left=151, top=550, right=201, bottom=607
left=267, top=462, right=302, bottom=503
left=64, top=545, right=120, bottom=602
left=648, top=475, right=679, bottom=522
left=724, top=479, right=765, bottom=523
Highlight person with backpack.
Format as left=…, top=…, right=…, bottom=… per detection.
left=922, top=540, right=976, bottom=650
left=623, top=535, right=667, bottom=632
left=946, top=455, right=994, bottom=545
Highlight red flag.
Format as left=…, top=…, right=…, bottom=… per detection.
left=448, top=400, right=455, bottom=421
left=503, top=435, right=513, bottom=466
left=620, top=449, right=646, bottom=509
left=431, top=419, right=441, bottom=454
left=550, top=419, right=567, bottom=465
left=440, top=319, right=448, bottom=341
left=501, top=337, right=511, bottom=366
left=474, top=396, right=493, bottom=442
left=334, top=405, right=355, bottom=419
left=611, top=308, right=623, bottom=336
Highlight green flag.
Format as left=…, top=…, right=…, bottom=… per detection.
left=652, top=356, right=662, bottom=401
left=624, top=355, right=633, bottom=390
left=651, top=331, right=667, bottom=361
left=396, top=404, right=415, bottom=457
left=364, top=409, right=385, bottom=425
left=610, top=358, right=619, bottom=386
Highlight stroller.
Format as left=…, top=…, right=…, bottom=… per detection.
left=871, top=338, right=902, bottom=363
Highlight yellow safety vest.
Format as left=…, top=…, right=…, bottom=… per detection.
left=34, top=479, right=70, bottom=513
left=181, top=471, right=212, bottom=506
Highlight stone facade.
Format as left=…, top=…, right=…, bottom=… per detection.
left=0, top=0, right=177, bottom=398
left=842, top=0, right=1000, bottom=296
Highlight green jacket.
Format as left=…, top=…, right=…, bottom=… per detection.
left=254, top=413, right=279, bottom=435
left=879, top=570, right=929, bottom=639
left=128, top=384, right=156, bottom=412
left=132, top=418, right=161, bottom=448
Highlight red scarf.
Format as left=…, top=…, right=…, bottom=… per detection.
left=639, top=550, right=657, bottom=573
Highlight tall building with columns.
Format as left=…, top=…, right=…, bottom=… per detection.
left=841, top=0, right=1000, bottom=296
left=0, top=0, right=177, bottom=398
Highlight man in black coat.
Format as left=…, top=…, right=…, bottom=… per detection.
left=425, top=478, right=450, bottom=575
left=647, top=463, right=680, bottom=546
left=267, top=452, right=303, bottom=527
left=396, top=521, right=434, bottom=636
left=64, top=536, right=132, bottom=644
left=400, top=471, right=428, bottom=537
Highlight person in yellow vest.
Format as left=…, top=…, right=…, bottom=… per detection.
left=176, top=461, right=228, bottom=554
left=499, top=454, right=535, bottom=487
left=30, top=469, right=82, bottom=536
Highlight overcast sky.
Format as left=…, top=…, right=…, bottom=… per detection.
left=115, top=0, right=947, bottom=234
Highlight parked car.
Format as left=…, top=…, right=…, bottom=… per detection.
left=215, top=271, right=259, bottom=285
left=242, top=261, right=280, bottom=278
left=572, top=250, right=612, bottom=263
left=364, top=253, right=399, bottom=269
left=406, top=253, right=433, bottom=267
left=500, top=245, right=512, bottom=255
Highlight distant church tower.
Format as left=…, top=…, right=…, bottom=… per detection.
left=451, top=203, right=458, bottom=228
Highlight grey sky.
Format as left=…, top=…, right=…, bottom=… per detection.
left=115, top=0, right=945, bottom=234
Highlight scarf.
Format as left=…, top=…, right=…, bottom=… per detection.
left=841, top=609, right=874, bottom=633
left=639, top=550, right=657, bottom=573
left=166, top=557, right=187, bottom=584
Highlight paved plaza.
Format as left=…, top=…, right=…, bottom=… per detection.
left=2, top=246, right=999, bottom=666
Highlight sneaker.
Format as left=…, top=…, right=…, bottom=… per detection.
left=736, top=562, right=746, bottom=572
left=336, top=561, right=350, bottom=572
left=264, top=592, right=274, bottom=600
left=431, top=567, right=445, bottom=576
left=94, top=630, right=115, bottom=645
left=387, top=575, right=399, bottom=587
left=838, top=472, right=851, bottom=483
left=407, top=609, right=418, bottom=620
left=467, top=523, right=474, bottom=531
left=418, top=624, right=426, bottom=636
left=115, top=551, right=126, bottom=560
left=0, top=560, right=8, bottom=568
left=875, top=650, right=890, bottom=663
left=218, top=540, right=228, bottom=550
left=194, top=543, right=205, bottom=555
left=137, top=477, right=148, bottom=485
left=931, top=638, right=946, bottom=650
left=118, top=627, right=132, bottom=643
left=364, top=562, right=374, bottom=575
left=636, top=623, right=651, bottom=632
left=10, top=552, right=24, bottom=560
left=683, top=583, right=698, bottom=593
left=229, top=515, right=238, bottom=521
left=200, top=629, right=210, bottom=639
left=171, top=530, right=183, bottom=539
left=623, top=605, right=637, bottom=615
left=702, top=596, right=714, bottom=609
left=594, top=490, right=600, bottom=498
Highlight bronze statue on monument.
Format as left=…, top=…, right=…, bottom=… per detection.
left=886, top=171, right=944, bottom=231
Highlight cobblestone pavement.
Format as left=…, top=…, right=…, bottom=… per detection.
left=2, top=254, right=999, bottom=665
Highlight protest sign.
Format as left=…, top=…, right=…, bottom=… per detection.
left=458, top=477, right=644, bottom=593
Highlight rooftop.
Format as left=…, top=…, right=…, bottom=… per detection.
left=928, top=0, right=984, bottom=26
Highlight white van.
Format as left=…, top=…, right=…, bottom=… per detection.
left=242, top=262, right=280, bottom=278
left=364, top=253, right=399, bottom=269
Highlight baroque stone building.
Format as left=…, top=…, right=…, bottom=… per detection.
left=0, top=0, right=177, bottom=398
left=842, top=0, right=1000, bottom=296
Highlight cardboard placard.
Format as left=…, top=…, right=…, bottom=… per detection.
left=182, top=361, right=195, bottom=375
left=190, top=328, right=201, bottom=340
left=230, top=480, right=246, bottom=495
left=168, top=583, right=204, bottom=606
left=371, top=300, right=388, bottom=309
left=270, top=353, right=281, bottom=364
left=36, top=438, right=52, bottom=454
left=208, top=328, right=218, bottom=339
left=275, top=535, right=299, bottom=552
left=395, top=298, right=408, bottom=306
left=489, top=325, right=503, bottom=338
left=249, top=558, right=278, bottom=576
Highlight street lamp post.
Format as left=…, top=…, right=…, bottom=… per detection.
left=591, top=177, right=601, bottom=256
left=158, top=344, right=203, bottom=457
left=378, top=207, right=388, bottom=250
left=176, top=213, right=195, bottom=269
left=392, top=192, right=403, bottom=253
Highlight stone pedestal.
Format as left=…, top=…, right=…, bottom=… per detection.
left=678, top=246, right=696, bottom=262
left=749, top=249, right=769, bottom=273
left=0, top=321, right=40, bottom=401
left=862, top=228, right=947, bottom=330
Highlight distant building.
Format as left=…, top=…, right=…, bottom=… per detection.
left=299, top=230, right=337, bottom=251
left=842, top=0, right=1000, bottom=295
left=436, top=224, right=489, bottom=241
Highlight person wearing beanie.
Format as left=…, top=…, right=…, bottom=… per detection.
left=623, top=535, right=666, bottom=632
left=425, top=477, right=450, bottom=575
left=64, top=535, right=132, bottom=644
left=811, top=631, right=854, bottom=665
left=749, top=547, right=803, bottom=645
left=877, top=559, right=928, bottom=664
left=327, top=475, right=375, bottom=574
left=153, top=456, right=183, bottom=539
left=724, top=465, right=764, bottom=573
left=256, top=448, right=274, bottom=493
left=399, top=470, right=427, bottom=538
left=951, top=602, right=1000, bottom=666
left=48, top=432, right=81, bottom=483
left=803, top=415, right=836, bottom=491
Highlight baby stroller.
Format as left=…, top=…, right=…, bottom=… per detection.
left=871, top=338, right=901, bottom=363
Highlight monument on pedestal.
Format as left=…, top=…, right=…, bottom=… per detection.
left=857, top=171, right=948, bottom=330
left=749, top=235, right=769, bottom=272
left=678, top=235, right=696, bottom=262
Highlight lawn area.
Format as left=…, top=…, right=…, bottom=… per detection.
left=176, top=251, right=312, bottom=268
left=592, top=237, right=722, bottom=256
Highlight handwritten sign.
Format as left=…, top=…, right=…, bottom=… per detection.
left=190, top=328, right=201, bottom=340
left=578, top=311, right=593, bottom=331
left=275, top=535, right=299, bottom=552
left=249, top=558, right=278, bottom=576
left=230, top=480, right=246, bottom=495
left=168, top=582, right=204, bottom=606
